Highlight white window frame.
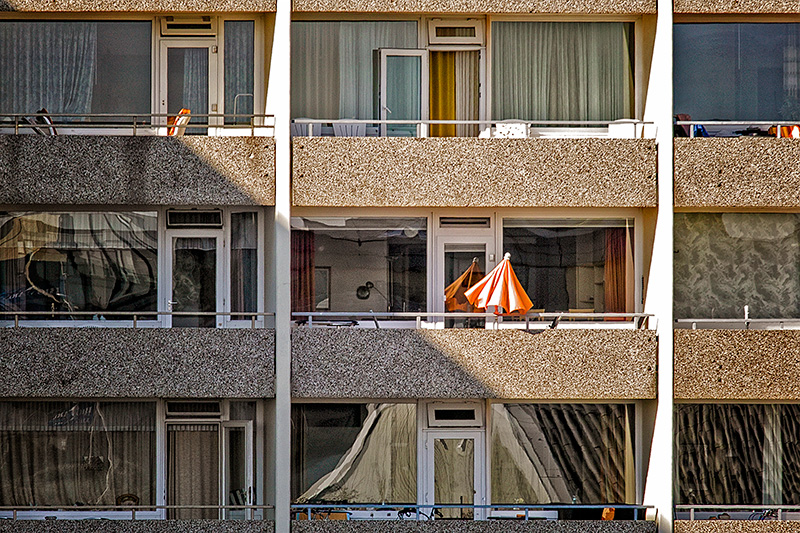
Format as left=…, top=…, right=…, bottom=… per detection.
left=428, top=18, right=484, bottom=45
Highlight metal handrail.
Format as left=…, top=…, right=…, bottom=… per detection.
left=675, top=120, right=800, bottom=138
left=1, top=503, right=274, bottom=521
left=293, top=311, right=653, bottom=330
left=292, top=118, right=655, bottom=139
left=2, top=113, right=275, bottom=136
left=675, top=317, right=800, bottom=330
left=675, top=504, right=800, bottom=521
left=291, top=503, right=655, bottom=521
left=294, top=118, right=654, bottom=126
left=0, top=310, right=275, bottom=329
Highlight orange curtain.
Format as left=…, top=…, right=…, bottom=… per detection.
left=291, top=231, right=315, bottom=312
left=604, top=228, right=627, bottom=313
left=430, top=51, right=456, bottom=138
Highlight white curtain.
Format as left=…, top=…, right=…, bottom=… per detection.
left=491, top=22, right=632, bottom=121
left=338, top=22, right=417, bottom=119
left=0, top=22, right=97, bottom=116
left=455, top=51, right=479, bottom=136
left=291, top=22, right=417, bottom=120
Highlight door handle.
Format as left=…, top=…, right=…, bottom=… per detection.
left=383, top=105, right=393, bottom=115
left=168, top=300, right=177, bottom=311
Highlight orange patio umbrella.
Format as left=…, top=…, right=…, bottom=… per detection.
left=464, top=253, right=533, bottom=315
left=444, top=258, right=485, bottom=312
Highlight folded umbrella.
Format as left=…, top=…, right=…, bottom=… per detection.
left=464, top=253, right=533, bottom=315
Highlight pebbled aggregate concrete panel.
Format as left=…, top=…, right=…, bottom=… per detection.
left=675, top=138, right=800, bottom=208
left=675, top=329, right=800, bottom=400
left=0, top=0, right=276, bottom=11
left=292, top=328, right=657, bottom=399
left=675, top=522, right=800, bottom=533
left=674, top=0, right=800, bottom=12
left=292, top=0, right=656, bottom=13
left=292, top=137, right=657, bottom=208
left=0, top=328, right=275, bottom=398
left=0, top=521, right=275, bottom=533
left=292, top=521, right=658, bottom=533
left=0, top=136, right=275, bottom=206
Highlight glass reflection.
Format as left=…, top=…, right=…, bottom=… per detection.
left=0, top=212, right=157, bottom=319
left=291, top=403, right=416, bottom=504
left=172, top=237, right=217, bottom=328
left=434, top=438, right=474, bottom=519
left=491, top=404, right=635, bottom=506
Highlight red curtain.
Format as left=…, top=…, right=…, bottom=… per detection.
left=291, top=231, right=315, bottom=312
left=604, top=228, right=627, bottom=313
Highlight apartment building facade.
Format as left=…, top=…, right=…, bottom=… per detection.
left=0, top=0, right=794, bottom=530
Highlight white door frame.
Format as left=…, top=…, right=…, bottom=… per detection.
left=433, top=234, right=496, bottom=324
left=164, top=229, right=224, bottom=328
left=158, top=39, right=219, bottom=129
left=379, top=49, right=429, bottom=137
left=222, top=420, right=255, bottom=519
left=422, top=429, right=486, bottom=520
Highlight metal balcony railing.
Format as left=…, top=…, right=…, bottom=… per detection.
left=291, top=503, right=656, bottom=521
left=0, top=310, right=275, bottom=329
left=1, top=113, right=275, bottom=136
left=293, top=311, right=653, bottom=330
left=292, top=118, right=656, bottom=139
left=675, top=120, right=800, bottom=138
left=0, top=504, right=274, bottom=521
left=675, top=504, right=800, bottom=521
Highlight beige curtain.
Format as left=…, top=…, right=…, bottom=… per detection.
left=455, top=51, right=480, bottom=137
left=168, top=424, right=219, bottom=519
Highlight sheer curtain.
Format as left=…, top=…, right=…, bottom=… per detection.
left=183, top=49, right=209, bottom=119
left=291, top=21, right=417, bottom=120
left=231, top=212, right=258, bottom=317
left=455, top=51, right=479, bottom=137
left=0, top=22, right=97, bottom=115
left=224, top=21, right=255, bottom=123
left=491, top=22, right=632, bottom=121
left=167, top=424, right=219, bottom=519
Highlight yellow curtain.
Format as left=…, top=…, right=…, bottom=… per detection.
left=430, top=51, right=456, bottom=137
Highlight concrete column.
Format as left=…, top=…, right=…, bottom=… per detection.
left=266, top=0, right=292, bottom=530
left=642, top=1, right=673, bottom=532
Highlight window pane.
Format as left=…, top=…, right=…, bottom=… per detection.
left=491, top=22, right=633, bottom=121
left=491, top=404, right=635, bottom=508
left=676, top=404, right=766, bottom=505
left=503, top=219, right=633, bottom=313
left=291, top=21, right=418, bottom=120
left=225, top=20, right=255, bottom=124
left=0, top=212, right=158, bottom=319
left=231, top=212, right=258, bottom=318
left=291, top=403, right=416, bottom=504
left=0, top=21, right=151, bottom=119
left=674, top=24, right=800, bottom=121
left=290, top=217, right=427, bottom=315
left=674, top=213, right=800, bottom=319
left=0, top=401, right=157, bottom=506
